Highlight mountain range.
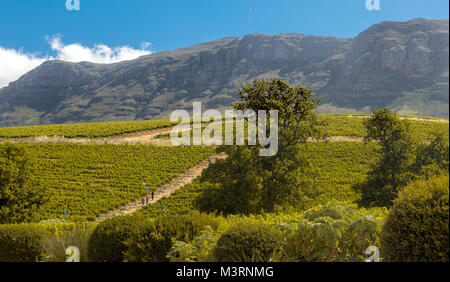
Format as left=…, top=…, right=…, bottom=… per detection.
left=0, top=18, right=448, bottom=127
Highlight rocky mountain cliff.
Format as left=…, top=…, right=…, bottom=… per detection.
left=0, top=18, right=448, bottom=126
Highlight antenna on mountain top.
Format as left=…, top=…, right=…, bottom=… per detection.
left=249, top=1, right=252, bottom=34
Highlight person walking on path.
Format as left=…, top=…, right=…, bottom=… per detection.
left=141, top=197, right=145, bottom=206
left=151, top=190, right=155, bottom=201
left=145, top=195, right=149, bottom=205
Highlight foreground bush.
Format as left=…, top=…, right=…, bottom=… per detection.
left=212, top=224, right=285, bottom=262
left=0, top=224, right=48, bottom=262
left=88, top=216, right=145, bottom=262
left=382, top=175, right=449, bottom=262
left=167, top=225, right=221, bottom=262
left=42, top=222, right=95, bottom=262
left=125, top=213, right=219, bottom=262
left=285, top=202, right=384, bottom=262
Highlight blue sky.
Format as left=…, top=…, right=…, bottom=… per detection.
left=0, top=0, right=448, bottom=87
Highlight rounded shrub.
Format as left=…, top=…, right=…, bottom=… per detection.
left=125, top=213, right=220, bottom=262
left=284, top=202, right=385, bottom=262
left=0, top=224, right=48, bottom=262
left=212, top=224, right=284, bottom=262
left=382, top=175, right=449, bottom=262
left=305, top=201, right=356, bottom=221
left=88, top=215, right=145, bottom=262
left=284, top=217, right=347, bottom=262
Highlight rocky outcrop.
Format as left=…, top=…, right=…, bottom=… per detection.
left=320, top=18, right=449, bottom=109
left=0, top=18, right=448, bottom=126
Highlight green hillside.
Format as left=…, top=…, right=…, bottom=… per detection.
left=14, top=144, right=214, bottom=221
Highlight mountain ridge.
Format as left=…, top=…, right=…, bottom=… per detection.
left=0, top=18, right=448, bottom=126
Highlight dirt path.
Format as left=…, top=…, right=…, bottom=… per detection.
left=95, top=154, right=227, bottom=222
left=0, top=125, right=190, bottom=145
left=345, top=115, right=449, bottom=123
left=2, top=116, right=446, bottom=145
left=0, top=123, right=211, bottom=145
left=93, top=135, right=364, bottom=222
left=399, top=117, right=449, bottom=123
left=308, top=136, right=365, bottom=142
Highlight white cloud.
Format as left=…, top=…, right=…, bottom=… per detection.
left=0, top=36, right=152, bottom=88
left=48, top=36, right=152, bottom=64
left=0, top=47, right=47, bottom=88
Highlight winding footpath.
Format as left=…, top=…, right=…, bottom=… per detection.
left=1, top=116, right=447, bottom=146
left=95, top=154, right=226, bottom=222
left=0, top=125, right=189, bottom=146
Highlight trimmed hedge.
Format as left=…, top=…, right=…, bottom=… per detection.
left=88, top=216, right=145, bottom=262
left=0, top=224, right=48, bottom=262
left=382, top=175, right=449, bottom=262
left=125, top=213, right=219, bottom=262
left=212, top=224, right=285, bottom=262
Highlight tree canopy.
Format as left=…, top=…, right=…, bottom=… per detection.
left=0, top=144, right=47, bottom=224
left=359, top=108, right=449, bottom=207
left=197, top=79, right=324, bottom=214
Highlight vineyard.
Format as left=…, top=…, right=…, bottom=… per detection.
left=1, top=115, right=447, bottom=221
left=0, top=120, right=177, bottom=138
left=0, top=115, right=447, bottom=141
left=155, top=115, right=449, bottom=142
left=317, top=115, right=449, bottom=140
left=18, top=144, right=214, bottom=221
left=137, top=142, right=381, bottom=217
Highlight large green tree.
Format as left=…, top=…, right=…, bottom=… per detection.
left=197, top=79, right=324, bottom=214
left=359, top=108, right=417, bottom=207
left=359, top=108, right=449, bottom=207
left=0, top=144, right=46, bottom=223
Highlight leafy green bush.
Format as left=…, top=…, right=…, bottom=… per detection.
left=284, top=202, right=384, bottom=262
left=42, top=222, right=96, bottom=262
left=166, top=225, right=220, bottom=262
left=212, top=224, right=285, bottom=262
left=341, top=215, right=383, bottom=261
left=0, top=224, right=48, bottom=262
left=125, top=213, right=219, bottom=262
left=285, top=217, right=347, bottom=262
left=88, top=216, right=145, bottom=262
left=382, top=175, right=449, bottom=262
